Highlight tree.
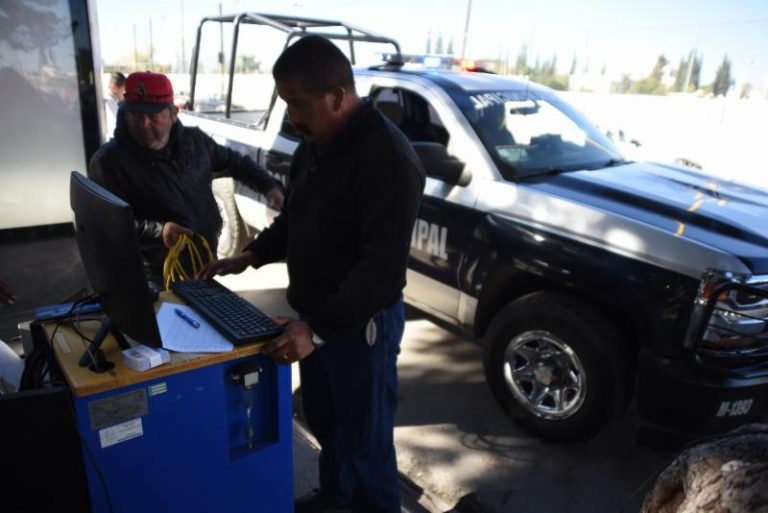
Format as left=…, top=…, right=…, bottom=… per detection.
left=673, top=56, right=687, bottom=92
left=530, top=53, right=569, bottom=90
left=237, top=55, right=260, bottom=73
left=426, top=30, right=432, bottom=54
left=712, top=55, right=733, bottom=97
left=650, top=54, right=669, bottom=82
left=435, top=32, right=444, bottom=54
left=514, top=44, right=528, bottom=74
left=629, top=54, right=669, bottom=95
left=447, top=37, right=454, bottom=56
left=569, top=55, right=577, bottom=75
left=611, top=74, right=633, bottom=94
left=690, top=55, right=702, bottom=91
left=673, top=52, right=703, bottom=92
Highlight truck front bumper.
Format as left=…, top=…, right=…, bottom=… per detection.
left=637, top=348, right=768, bottom=437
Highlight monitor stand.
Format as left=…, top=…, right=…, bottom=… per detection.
left=78, top=317, right=131, bottom=373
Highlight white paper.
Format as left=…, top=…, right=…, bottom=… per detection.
left=156, top=303, right=233, bottom=353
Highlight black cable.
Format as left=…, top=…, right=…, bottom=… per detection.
left=50, top=379, right=115, bottom=513
left=17, top=300, right=115, bottom=511
left=20, top=294, right=100, bottom=390
left=60, top=294, right=103, bottom=371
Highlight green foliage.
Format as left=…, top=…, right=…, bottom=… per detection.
left=673, top=57, right=687, bottom=91
left=712, top=55, right=733, bottom=96
left=524, top=51, right=569, bottom=90
left=650, top=55, right=669, bottom=82
left=237, top=55, right=261, bottom=73
left=629, top=77, right=667, bottom=95
left=611, top=74, right=633, bottom=94
left=612, top=55, right=669, bottom=95
left=672, top=52, right=703, bottom=92
left=514, top=45, right=529, bottom=74
left=532, top=73, right=569, bottom=90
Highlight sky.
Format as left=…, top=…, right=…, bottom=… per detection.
left=94, top=0, right=768, bottom=88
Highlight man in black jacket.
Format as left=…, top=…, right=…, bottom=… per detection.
left=89, top=71, right=283, bottom=291
left=200, top=37, right=425, bottom=513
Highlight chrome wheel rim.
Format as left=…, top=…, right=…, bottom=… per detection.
left=502, top=330, right=586, bottom=419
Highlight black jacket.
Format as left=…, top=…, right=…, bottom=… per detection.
left=247, top=100, right=425, bottom=340
left=89, top=112, right=278, bottom=287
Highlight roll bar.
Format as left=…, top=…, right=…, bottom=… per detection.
left=188, top=12, right=402, bottom=116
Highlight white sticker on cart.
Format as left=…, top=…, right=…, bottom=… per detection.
left=99, top=418, right=143, bottom=449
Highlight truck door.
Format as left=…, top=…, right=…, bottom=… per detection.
left=372, top=86, right=483, bottom=324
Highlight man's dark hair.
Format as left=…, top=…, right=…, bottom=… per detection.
left=110, top=72, right=126, bottom=87
left=273, top=35, right=354, bottom=94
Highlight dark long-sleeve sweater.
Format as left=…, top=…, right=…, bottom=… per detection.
left=247, top=100, right=425, bottom=340
left=89, top=113, right=278, bottom=286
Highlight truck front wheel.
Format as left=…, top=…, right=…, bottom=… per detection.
left=483, top=292, right=630, bottom=442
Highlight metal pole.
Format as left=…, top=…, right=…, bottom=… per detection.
left=149, top=17, right=154, bottom=70
left=219, top=3, right=225, bottom=96
left=682, top=25, right=701, bottom=93
left=460, top=0, right=473, bottom=60
left=180, top=0, right=186, bottom=73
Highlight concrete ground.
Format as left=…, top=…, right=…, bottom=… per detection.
left=1, top=228, right=677, bottom=513
left=222, top=262, right=674, bottom=513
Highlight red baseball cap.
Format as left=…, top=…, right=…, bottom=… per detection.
left=123, top=71, right=174, bottom=113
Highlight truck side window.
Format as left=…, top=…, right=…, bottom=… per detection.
left=373, top=88, right=449, bottom=146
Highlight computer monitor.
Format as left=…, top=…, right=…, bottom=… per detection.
left=69, top=171, right=162, bottom=371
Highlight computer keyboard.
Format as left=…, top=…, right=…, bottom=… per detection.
left=171, top=280, right=283, bottom=345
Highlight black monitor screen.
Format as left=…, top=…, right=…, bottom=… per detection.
left=70, top=171, right=161, bottom=348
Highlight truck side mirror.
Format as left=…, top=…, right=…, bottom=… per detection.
left=411, top=142, right=471, bottom=186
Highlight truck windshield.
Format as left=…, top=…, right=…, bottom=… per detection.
left=459, top=90, right=624, bottom=180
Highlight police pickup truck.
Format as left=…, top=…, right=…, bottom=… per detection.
left=179, top=13, right=768, bottom=442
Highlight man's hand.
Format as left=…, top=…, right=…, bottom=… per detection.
left=0, top=280, right=16, bottom=306
left=197, top=251, right=257, bottom=280
left=265, top=186, right=285, bottom=211
left=262, top=318, right=317, bottom=365
left=162, top=222, right=193, bottom=248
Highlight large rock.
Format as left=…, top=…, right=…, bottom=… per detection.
left=641, top=424, right=768, bottom=513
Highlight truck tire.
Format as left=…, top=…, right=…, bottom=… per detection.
left=212, top=178, right=247, bottom=258
left=483, top=291, right=630, bottom=442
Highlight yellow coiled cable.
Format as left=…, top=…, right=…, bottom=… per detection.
left=162, top=233, right=214, bottom=290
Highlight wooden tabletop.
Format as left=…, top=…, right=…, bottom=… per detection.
left=45, top=292, right=269, bottom=398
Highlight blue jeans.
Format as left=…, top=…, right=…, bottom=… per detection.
left=299, top=298, right=405, bottom=513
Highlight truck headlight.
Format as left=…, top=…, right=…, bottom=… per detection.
left=686, top=270, right=768, bottom=352
left=703, top=290, right=768, bottom=348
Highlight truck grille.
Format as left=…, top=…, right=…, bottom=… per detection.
left=694, top=280, right=768, bottom=375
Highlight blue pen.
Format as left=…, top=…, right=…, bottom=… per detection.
left=175, top=308, right=200, bottom=329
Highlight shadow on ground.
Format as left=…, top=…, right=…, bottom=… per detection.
left=0, top=226, right=88, bottom=349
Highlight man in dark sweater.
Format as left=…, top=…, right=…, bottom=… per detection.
left=89, top=72, right=283, bottom=291
left=199, top=36, right=425, bottom=513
